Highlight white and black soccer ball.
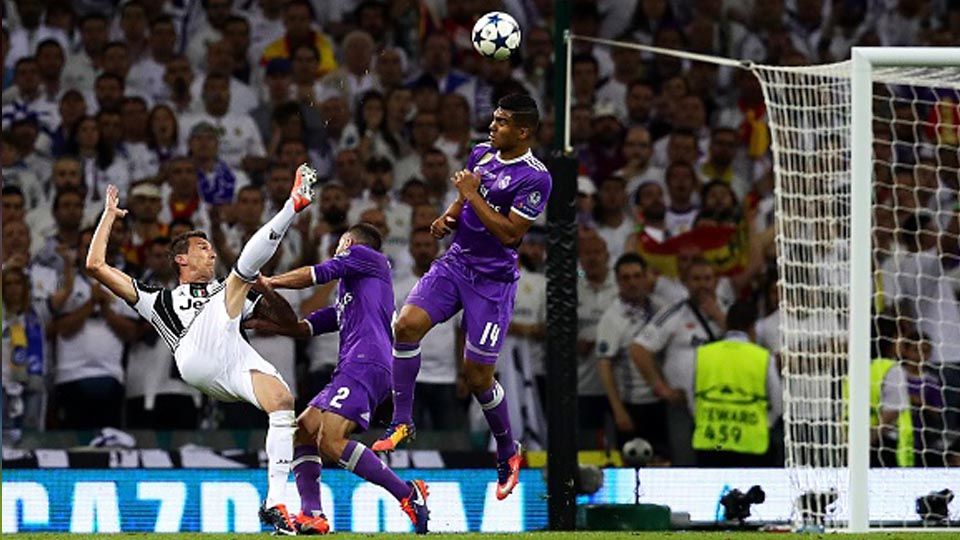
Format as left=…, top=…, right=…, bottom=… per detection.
left=622, top=437, right=654, bottom=468
left=471, top=11, right=522, bottom=61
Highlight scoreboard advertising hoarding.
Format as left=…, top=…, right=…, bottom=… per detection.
left=3, top=468, right=958, bottom=532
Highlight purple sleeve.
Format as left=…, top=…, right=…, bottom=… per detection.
left=305, top=307, right=338, bottom=335
left=311, top=246, right=383, bottom=284
left=511, top=171, right=552, bottom=221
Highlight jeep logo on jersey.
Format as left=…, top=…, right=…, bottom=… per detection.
left=178, top=297, right=207, bottom=311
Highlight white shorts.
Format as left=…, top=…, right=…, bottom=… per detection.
left=174, top=291, right=289, bottom=408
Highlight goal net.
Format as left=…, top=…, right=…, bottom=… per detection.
left=753, top=57, right=960, bottom=528
left=564, top=36, right=960, bottom=529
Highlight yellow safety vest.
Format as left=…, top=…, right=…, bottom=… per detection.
left=842, top=358, right=915, bottom=467
left=692, top=340, right=770, bottom=455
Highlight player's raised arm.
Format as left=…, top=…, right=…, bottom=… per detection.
left=453, top=169, right=533, bottom=245
left=266, top=265, right=316, bottom=289
left=85, top=184, right=138, bottom=304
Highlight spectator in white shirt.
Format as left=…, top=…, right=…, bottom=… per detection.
left=160, top=55, right=195, bottom=115
left=2, top=58, right=60, bottom=132
left=62, top=14, right=109, bottom=95
left=5, top=0, right=70, bottom=68
left=631, top=258, right=728, bottom=465
left=248, top=0, right=288, bottom=59
left=34, top=39, right=65, bottom=103
left=664, top=161, right=700, bottom=236
left=127, top=15, right=178, bottom=103
left=65, top=115, right=131, bottom=203
left=190, top=39, right=258, bottom=115
left=185, top=121, right=250, bottom=207
left=618, top=126, right=665, bottom=201
left=577, top=231, right=618, bottom=440
left=223, top=16, right=258, bottom=87
left=185, top=0, right=233, bottom=71
left=180, top=73, right=267, bottom=174
left=93, top=72, right=125, bottom=113
left=594, top=175, right=633, bottom=266
left=52, top=226, right=140, bottom=429
left=596, top=253, right=666, bottom=454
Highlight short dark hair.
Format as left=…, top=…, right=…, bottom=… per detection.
left=150, top=14, right=175, bottom=28
left=725, top=301, right=758, bottom=333
left=53, top=186, right=84, bottom=211
left=79, top=13, right=108, bottom=28
left=665, top=161, right=697, bottom=183
left=36, top=39, right=64, bottom=55
left=347, top=222, right=383, bottom=252
left=497, top=93, right=539, bottom=129
left=104, top=41, right=128, bottom=53
left=365, top=156, right=392, bottom=173
left=614, top=252, right=647, bottom=275
left=410, top=225, right=433, bottom=238
left=681, top=256, right=713, bottom=280
left=2, top=185, right=25, bottom=199
left=169, top=230, right=208, bottom=270
left=14, top=56, right=37, bottom=71
left=226, top=15, right=250, bottom=29
left=96, top=72, right=125, bottom=87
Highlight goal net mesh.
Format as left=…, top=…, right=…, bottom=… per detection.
left=753, top=61, right=960, bottom=527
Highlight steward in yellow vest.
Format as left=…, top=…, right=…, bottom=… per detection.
left=841, top=358, right=914, bottom=467
left=692, top=302, right=781, bottom=467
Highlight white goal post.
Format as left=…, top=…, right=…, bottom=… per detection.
left=848, top=47, right=960, bottom=532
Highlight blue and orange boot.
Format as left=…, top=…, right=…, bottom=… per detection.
left=399, top=479, right=430, bottom=534
left=495, top=441, right=523, bottom=500
left=371, top=422, right=416, bottom=452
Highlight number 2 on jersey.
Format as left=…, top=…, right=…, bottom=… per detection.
left=330, top=387, right=350, bottom=408
left=479, top=322, right=501, bottom=346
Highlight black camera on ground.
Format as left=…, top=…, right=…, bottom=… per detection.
left=720, top=485, right=766, bottom=524
left=916, top=489, right=954, bottom=525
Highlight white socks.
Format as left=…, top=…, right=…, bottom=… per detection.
left=265, top=409, right=296, bottom=507
left=235, top=199, right=297, bottom=281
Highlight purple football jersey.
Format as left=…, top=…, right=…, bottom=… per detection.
left=306, top=244, right=394, bottom=370
left=447, top=143, right=552, bottom=281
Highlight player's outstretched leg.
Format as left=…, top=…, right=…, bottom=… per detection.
left=253, top=372, right=298, bottom=535
left=374, top=305, right=432, bottom=452
left=234, top=163, right=317, bottom=282
left=319, top=411, right=430, bottom=534
left=466, top=361, right=522, bottom=500
left=291, top=412, right=330, bottom=535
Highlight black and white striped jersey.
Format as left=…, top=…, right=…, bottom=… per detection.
left=128, top=278, right=261, bottom=352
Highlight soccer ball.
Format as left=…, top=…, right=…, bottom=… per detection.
left=621, top=437, right=654, bottom=468
left=472, top=11, right=522, bottom=61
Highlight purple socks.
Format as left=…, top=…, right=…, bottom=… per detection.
left=293, top=444, right=323, bottom=516
left=391, top=342, right=422, bottom=425
left=339, top=440, right=411, bottom=501
left=475, top=381, right=516, bottom=461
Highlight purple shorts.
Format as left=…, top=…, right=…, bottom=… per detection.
left=404, top=258, right=517, bottom=365
left=309, top=362, right=390, bottom=432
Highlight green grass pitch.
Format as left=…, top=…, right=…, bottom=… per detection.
left=6, top=533, right=959, bottom=539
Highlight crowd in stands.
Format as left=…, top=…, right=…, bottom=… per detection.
left=2, top=0, right=958, bottom=467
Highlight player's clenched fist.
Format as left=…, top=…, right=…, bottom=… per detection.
left=430, top=215, right=457, bottom=239
left=451, top=169, right=481, bottom=196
